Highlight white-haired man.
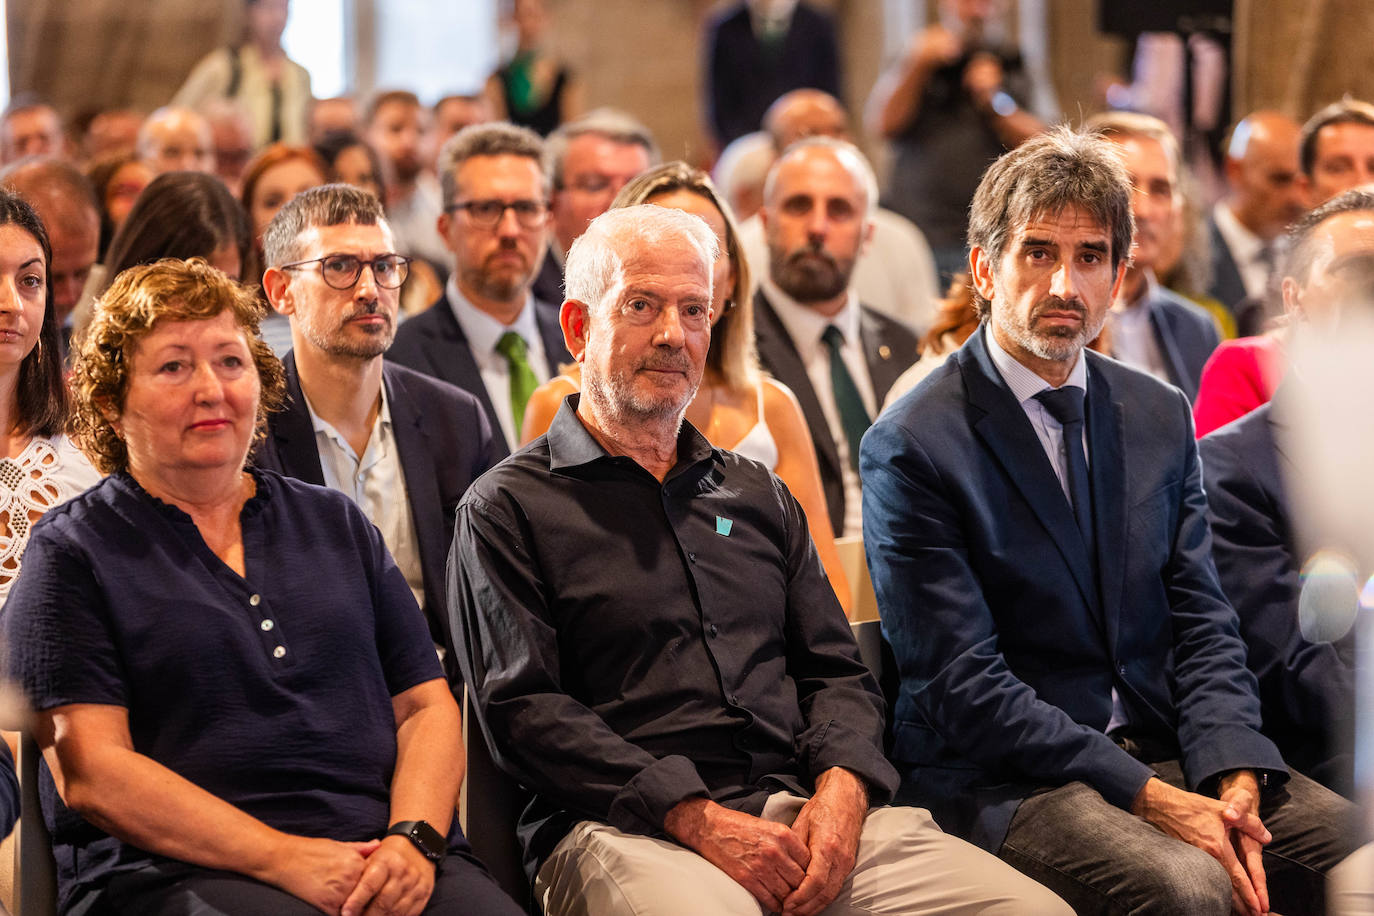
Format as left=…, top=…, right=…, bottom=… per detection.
left=451, top=204, right=1068, bottom=916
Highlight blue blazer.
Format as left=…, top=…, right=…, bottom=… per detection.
left=387, top=294, right=571, bottom=459
left=1199, top=398, right=1354, bottom=796
left=254, top=354, right=498, bottom=664
left=1146, top=285, right=1221, bottom=403
left=861, top=328, right=1284, bottom=851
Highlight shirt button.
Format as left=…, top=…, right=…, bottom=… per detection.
left=273, top=645, right=287, bottom=659
left=730, top=694, right=739, bottom=705
left=1118, top=664, right=1127, bottom=675
left=709, top=624, right=719, bottom=637
left=260, top=619, right=275, bottom=631
left=249, top=594, right=261, bottom=607
left=688, top=552, right=697, bottom=563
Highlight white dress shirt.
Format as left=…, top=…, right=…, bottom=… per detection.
left=1110, top=273, right=1169, bottom=383
left=446, top=275, right=552, bottom=450
left=985, top=326, right=1127, bottom=732
left=762, top=276, right=874, bottom=538
left=1212, top=201, right=1273, bottom=300
left=300, top=379, right=426, bottom=611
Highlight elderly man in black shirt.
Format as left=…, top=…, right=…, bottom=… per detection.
left=449, top=203, right=1068, bottom=916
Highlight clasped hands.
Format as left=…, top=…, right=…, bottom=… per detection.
left=265, top=832, right=437, bottom=916
left=1132, top=770, right=1272, bottom=916
left=664, top=767, right=868, bottom=916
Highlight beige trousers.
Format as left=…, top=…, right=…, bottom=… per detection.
left=1332, top=843, right=1374, bottom=916
left=535, top=792, right=1072, bottom=916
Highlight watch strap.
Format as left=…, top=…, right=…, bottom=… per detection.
left=386, top=819, right=446, bottom=863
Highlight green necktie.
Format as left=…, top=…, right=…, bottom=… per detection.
left=821, top=325, right=871, bottom=473
left=496, top=331, right=539, bottom=435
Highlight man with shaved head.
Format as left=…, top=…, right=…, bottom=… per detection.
left=137, top=106, right=215, bottom=175
left=0, top=158, right=101, bottom=351
left=745, top=89, right=940, bottom=330
left=1209, top=111, right=1305, bottom=315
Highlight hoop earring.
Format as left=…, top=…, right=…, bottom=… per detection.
left=32, top=336, right=42, bottom=364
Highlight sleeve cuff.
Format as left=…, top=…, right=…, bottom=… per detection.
left=605, top=754, right=710, bottom=837
left=804, top=719, right=900, bottom=806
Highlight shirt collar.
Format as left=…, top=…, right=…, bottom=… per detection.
left=446, top=274, right=540, bottom=356
left=301, top=375, right=393, bottom=446
left=761, top=275, right=861, bottom=358
left=546, top=393, right=717, bottom=479
left=983, top=321, right=1088, bottom=404
left=1213, top=201, right=1266, bottom=265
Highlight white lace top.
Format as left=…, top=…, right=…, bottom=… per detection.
left=0, top=436, right=102, bottom=604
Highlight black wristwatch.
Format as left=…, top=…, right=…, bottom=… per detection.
left=386, top=820, right=446, bottom=864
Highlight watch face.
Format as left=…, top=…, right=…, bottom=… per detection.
left=410, top=821, right=446, bottom=859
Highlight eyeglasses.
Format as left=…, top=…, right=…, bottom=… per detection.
left=448, top=199, right=549, bottom=230
left=280, top=253, right=412, bottom=290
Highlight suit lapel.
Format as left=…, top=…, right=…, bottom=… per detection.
left=383, top=366, right=443, bottom=614
left=1086, top=357, right=1126, bottom=649
left=858, top=308, right=903, bottom=405
left=272, top=353, right=327, bottom=486
left=533, top=299, right=572, bottom=376
left=753, top=290, right=845, bottom=486
left=962, top=331, right=1100, bottom=616
left=426, top=299, right=508, bottom=458
left=1147, top=302, right=1197, bottom=400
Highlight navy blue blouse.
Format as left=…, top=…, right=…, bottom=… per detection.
left=3, top=468, right=444, bottom=910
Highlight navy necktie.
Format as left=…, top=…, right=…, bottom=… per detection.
left=1034, top=386, right=1094, bottom=556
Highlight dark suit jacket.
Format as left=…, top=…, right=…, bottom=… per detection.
left=1199, top=397, right=1354, bottom=796
left=1206, top=215, right=1249, bottom=316
left=254, top=354, right=498, bottom=664
left=386, top=293, right=571, bottom=459
left=861, top=327, right=1284, bottom=851
left=752, top=289, right=919, bottom=536
left=704, top=2, right=840, bottom=146
left=1146, top=285, right=1221, bottom=403
left=531, top=255, right=564, bottom=310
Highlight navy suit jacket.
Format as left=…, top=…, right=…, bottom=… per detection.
left=1206, top=216, right=1248, bottom=316
left=1199, top=397, right=1354, bottom=795
left=386, top=293, right=571, bottom=459
left=704, top=2, right=840, bottom=146
left=752, top=289, right=919, bottom=536
left=862, top=327, right=1284, bottom=850
left=254, top=353, right=498, bottom=663
left=1145, top=285, right=1221, bottom=403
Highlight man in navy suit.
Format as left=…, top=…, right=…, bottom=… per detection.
left=1207, top=112, right=1305, bottom=319
left=1200, top=189, right=1374, bottom=799
left=389, top=123, right=571, bottom=456
left=1088, top=112, right=1220, bottom=401
left=256, top=184, right=497, bottom=666
left=863, top=127, right=1360, bottom=915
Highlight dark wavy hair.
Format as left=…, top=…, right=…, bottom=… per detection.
left=0, top=189, right=67, bottom=437
left=101, top=171, right=251, bottom=293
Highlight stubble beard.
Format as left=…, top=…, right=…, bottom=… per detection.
left=994, top=296, right=1104, bottom=364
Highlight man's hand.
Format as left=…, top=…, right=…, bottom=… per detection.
left=910, top=25, right=962, bottom=71
left=963, top=53, right=1005, bottom=108
left=782, top=767, right=869, bottom=916
left=1219, top=770, right=1270, bottom=916
left=1131, top=776, right=1272, bottom=916
left=340, top=835, right=437, bottom=916
left=260, top=835, right=380, bottom=914
left=664, top=797, right=811, bottom=912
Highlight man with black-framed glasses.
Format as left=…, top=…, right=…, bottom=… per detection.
left=256, top=183, right=498, bottom=675
left=389, top=122, right=572, bottom=455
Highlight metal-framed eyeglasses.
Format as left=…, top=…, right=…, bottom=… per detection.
left=448, top=199, right=549, bottom=230
left=280, top=253, right=412, bottom=290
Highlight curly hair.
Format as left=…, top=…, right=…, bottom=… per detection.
left=70, top=257, right=287, bottom=474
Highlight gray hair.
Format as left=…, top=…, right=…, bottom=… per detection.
left=545, top=108, right=659, bottom=191
left=262, top=183, right=388, bottom=268
left=438, top=122, right=548, bottom=209
left=1085, top=110, right=1182, bottom=190
left=136, top=106, right=210, bottom=160
left=967, top=125, right=1134, bottom=319
left=565, top=204, right=720, bottom=315
left=762, top=136, right=880, bottom=221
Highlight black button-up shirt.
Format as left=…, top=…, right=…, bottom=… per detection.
left=449, top=395, right=895, bottom=873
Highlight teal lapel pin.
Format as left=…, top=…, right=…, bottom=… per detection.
left=715, top=516, right=733, bottom=536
